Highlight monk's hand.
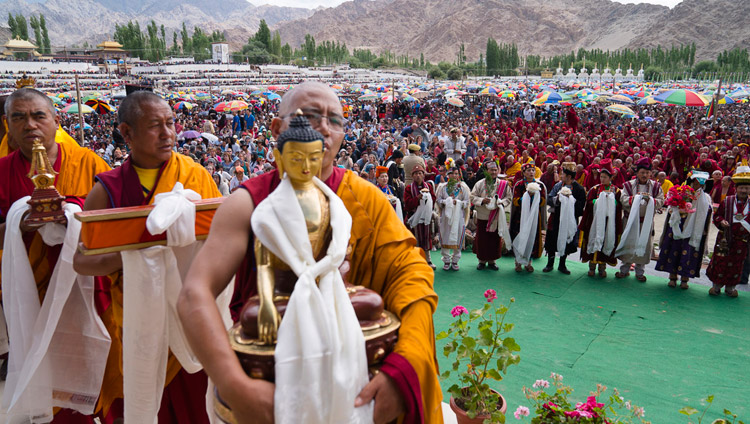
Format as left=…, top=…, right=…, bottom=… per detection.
left=721, top=220, right=730, bottom=229
left=355, top=372, right=406, bottom=424
left=223, top=377, right=275, bottom=424
left=482, top=198, right=490, bottom=205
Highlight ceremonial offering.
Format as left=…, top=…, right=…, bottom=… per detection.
left=665, top=185, right=697, bottom=214
left=24, top=138, right=67, bottom=227
left=74, top=198, right=221, bottom=254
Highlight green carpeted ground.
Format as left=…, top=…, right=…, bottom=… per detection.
left=431, top=252, right=749, bottom=423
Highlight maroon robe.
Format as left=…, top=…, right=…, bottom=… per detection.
left=579, top=184, right=623, bottom=266
left=706, top=195, right=750, bottom=287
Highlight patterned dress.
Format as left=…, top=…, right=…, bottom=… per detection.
left=706, top=195, right=750, bottom=287
left=655, top=191, right=712, bottom=278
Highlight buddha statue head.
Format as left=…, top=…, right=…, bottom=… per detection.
left=274, top=110, right=325, bottom=189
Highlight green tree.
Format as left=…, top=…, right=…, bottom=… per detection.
left=485, top=38, right=500, bottom=76
left=693, top=60, right=717, bottom=74
left=7, top=13, right=16, bottom=38
left=254, top=19, right=271, bottom=52
left=270, top=30, right=282, bottom=62
left=180, top=22, right=191, bottom=54
left=29, top=15, right=42, bottom=47
left=15, top=14, right=29, bottom=40
left=40, top=14, right=50, bottom=53
left=303, top=33, right=316, bottom=65
left=281, top=43, right=292, bottom=63
left=447, top=66, right=462, bottom=80
left=428, top=67, right=445, bottom=79
left=232, top=39, right=271, bottom=64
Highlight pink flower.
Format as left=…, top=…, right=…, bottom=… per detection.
left=514, top=405, right=530, bottom=419
left=550, top=372, right=563, bottom=382
left=532, top=379, right=550, bottom=389
left=633, top=406, right=645, bottom=417
left=450, top=305, right=468, bottom=317
left=484, top=289, right=497, bottom=302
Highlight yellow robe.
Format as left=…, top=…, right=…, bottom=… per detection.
left=337, top=170, right=443, bottom=423
left=0, top=125, right=79, bottom=159
left=96, top=152, right=220, bottom=416
left=0, top=139, right=110, bottom=298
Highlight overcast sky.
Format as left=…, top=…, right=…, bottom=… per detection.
left=253, top=0, right=683, bottom=8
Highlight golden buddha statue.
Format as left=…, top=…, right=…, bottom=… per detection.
left=222, top=112, right=399, bottom=389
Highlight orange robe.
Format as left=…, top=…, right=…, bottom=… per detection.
left=235, top=168, right=443, bottom=423
left=0, top=139, right=110, bottom=298
left=93, top=152, right=220, bottom=419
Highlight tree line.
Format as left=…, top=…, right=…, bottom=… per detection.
left=7, top=12, right=51, bottom=54
left=113, top=21, right=225, bottom=62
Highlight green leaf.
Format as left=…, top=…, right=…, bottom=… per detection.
left=723, top=409, right=734, bottom=416
left=679, top=407, right=699, bottom=416
left=441, top=370, right=451, bottom=379
left=436, top=331, right=449, bottom=340
left=707, top=395, right=715, bottom=403
left=503, top=337, right=521, bottom=351
left=480, top=327, right=495, bottom=346
left=486, top=369, right=503, bottom=381
left=463, top=336, right=477, bottom=350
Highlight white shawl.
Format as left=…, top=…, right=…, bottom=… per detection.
left=669, top=189, right=711, bottom=250
left=512, top=190, right=541, bottom=266
left=407, top=190, right=434, bottom=227
left=733, top=199, right=750, bottom=234
left=587, top=191, right=617, bottom=256
left=442, top=197, right=467, bottom=246
left=556, top=193, right=578, bottom=256
left=615, top=194, right=655, bottom=258
left=121, top=183, right=234, bottom=424
left=2, top=198, right=110, bottom=424
left=251, top=176, right=372, bottom=424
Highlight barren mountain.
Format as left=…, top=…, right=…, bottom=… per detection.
left=275, top=0, right=749, bottom=63
left=0, top=0, right=312, bottom=52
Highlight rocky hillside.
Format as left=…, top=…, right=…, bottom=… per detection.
left=275, top=0, right=749, bottom=62
left=0, top=0, right=312, bottom=52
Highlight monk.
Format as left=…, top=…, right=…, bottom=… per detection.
left=178, top=81, right=442, bottom=424
left=73, top=91, right=220, bottom=422
left=0, top=88, right=110, bottom=422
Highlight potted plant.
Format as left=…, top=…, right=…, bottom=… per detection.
left=437, top=290, right=521, bottom=424
left=513, top=373, right=650, bottom=423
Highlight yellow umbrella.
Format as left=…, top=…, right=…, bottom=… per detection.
left=447, top=97, right=464, bottom=107
left=605, top=104, right=635, bottom=115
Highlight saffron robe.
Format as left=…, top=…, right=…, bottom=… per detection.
left=93, top=152, right=220, bottom=421
left=232, top=168, right=443, bottom=424
left=0, top=125, right=80, bottom=159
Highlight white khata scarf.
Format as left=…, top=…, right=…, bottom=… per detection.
left=555, top=188, right=578, bottom=256
left=615, top=194, right=655, bottom=258
left=2, top=198, right=110, bottom=424
left=587, top=190, right=617, bottom=256
left=669, top=189, right=711, bottom=250
left=407, top=185, right=434, bottom=227
left=512, top=183, right=541, bottom=265
left=251, top=175, right=373, bottom=424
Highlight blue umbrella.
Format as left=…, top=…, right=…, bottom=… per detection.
left=74, top=123, right=93, bottom=130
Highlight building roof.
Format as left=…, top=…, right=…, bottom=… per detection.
left=4, top=38, right=38, bottom=50
left=96, top=40, right=124, bottom=50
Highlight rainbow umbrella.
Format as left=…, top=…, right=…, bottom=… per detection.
left=214, top=100, right=248, bottom=112
left=609, top=94, right=635, bottom=105
left=534, top=91, right=570, bottom=104
left=606, top=104, right=635, bottom=115
left=173, top=101, right=194, bottom=111
left=480, top=87, right=500, bottom=96
left=718, top=95, right=735, bottom=105
left=654, top=89, right=708, bottom=106
left=498, top=90, right=516, bottom=98
left=61, top=103, right=94, bottom=114
left=358, top=94, right=379, bottom=101
left=637, top=96, right=660, bottom=105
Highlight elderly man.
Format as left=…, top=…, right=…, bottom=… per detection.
left=542, top=162, right=586, bottom=274
left=178, top=82, right=443, bottom=424
left=470, top=161, right=511, bottom=271
left=403, top=143, right=425, bottom=186
left=404, top=164, right=437, bottom=270
left=445, top=127, right=466, bottom=161
left=615, top=158, right=665, bottom=282
left=73, top=91, right=220, bottom=423
left=437, top=166, right=471, bottom=271
left=0, top=88, right=110, bottom=423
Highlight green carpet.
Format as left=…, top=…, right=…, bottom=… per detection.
left=431, top=252, right=749, bottom=423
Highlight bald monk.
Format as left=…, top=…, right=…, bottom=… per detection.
left=0, top=88, right=110, bottom=422
left=73, top=91, right=220, bottom=423
left=178, top=81, right=442, bottom=424
left=0, top=111, right=81, bottom=159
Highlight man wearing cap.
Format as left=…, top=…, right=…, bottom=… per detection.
left=470, top=160, right=512, bottom=271
left=403, top=143, right=425, bottom=186
left=404, top=164, right=437, bottom=269
left=615, top=157, right=664, bottom=282
left=543, top=162, right=586, bottom=274
left=580, top=166, right=622, bottom=277
left=445, top=128, right=466, bottom=162
left=655, top=170, right=712, bottom=289
left=706, top=166, right=750, bottom=297
left=510, top=163, right=547, bottom=272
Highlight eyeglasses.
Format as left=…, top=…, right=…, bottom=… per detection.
left=284, top=110, right=347, bottom=131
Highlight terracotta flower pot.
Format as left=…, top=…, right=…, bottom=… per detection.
left=449, top=389, right=507, bottom=424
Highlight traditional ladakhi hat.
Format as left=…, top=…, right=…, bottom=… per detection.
left=411, top=164, right=426, bottom=175
left=408, top=144, right=421, bottom=152
left=731, top=166, right=750, bottom=186
left=599, top=158, right=614, bottom=175
left=521, top=162, right=535, bottom=172
left=635, top=157, right=652, bottom=171
left=376, top=166, right=389, bottom=177
left=561, top=162, right=577, bottom=176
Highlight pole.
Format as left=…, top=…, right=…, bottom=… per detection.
left=75, top=73, right=84, bottom=145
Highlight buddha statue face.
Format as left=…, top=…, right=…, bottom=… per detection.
left=274, top=140, right=324, bottom=188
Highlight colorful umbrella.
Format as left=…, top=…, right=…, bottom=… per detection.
left=479, top=87, right=500, bottom=96
left=61, top=104, right=94, bottom=114
left=534, top=91, right=570, bottom=104
left=180, top=130, right=201, bottom=139
left=173, top=101, right=194, bottom=111
left=609, top=94, right=635, bottom=105
left=606, top=105, right=636, bottom=115
left=654, top=89, right=708, bottom=106
left=214, top=100, right=249, bottom=112
left=637, top=96, right=661, bottom=105
left=84, top=99, right=114, bottom=114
